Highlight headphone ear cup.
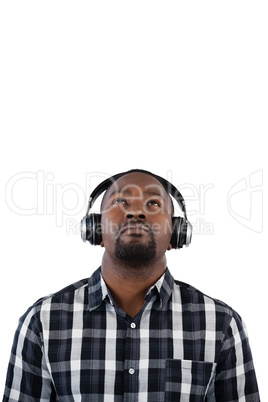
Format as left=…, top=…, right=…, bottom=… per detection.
left=171, top=217, right=192, bottom=249
left=171, top=217, right=182, bottom=249
left=80, top=215, right=87, bottom=242
left=85, top=213, right=102, bottom=245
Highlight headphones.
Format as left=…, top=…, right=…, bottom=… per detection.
left=81, top=169, right=192, bottom=249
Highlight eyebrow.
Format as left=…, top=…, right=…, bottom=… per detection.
left=108, top=189, right=165, bottom=200
left=143, top=190, right=165, bottom=199
left=108, top=190, right=166, bottom=202
left=102, top=187, right=174, bottom=214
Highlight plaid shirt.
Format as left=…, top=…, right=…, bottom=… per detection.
left=3, top=267, right=260, bottom=401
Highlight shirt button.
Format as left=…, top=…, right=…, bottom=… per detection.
left=129, top=368, right=135, bottom=375
left=130, top=322, right=136, bottom=329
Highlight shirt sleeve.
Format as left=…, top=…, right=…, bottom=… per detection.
left=209, top=309, right=260, bottom=401
left=2, top=306, right=56, bottom=402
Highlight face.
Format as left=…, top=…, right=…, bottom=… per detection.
left=100, top=172, right=173, bottom=265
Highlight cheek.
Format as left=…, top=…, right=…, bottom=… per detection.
left=101, top=214, right=121, bottom=239
left=151, top=217, right=173, bottom=239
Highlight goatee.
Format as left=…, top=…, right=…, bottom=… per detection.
left=115, top=235, right=157, bottom=266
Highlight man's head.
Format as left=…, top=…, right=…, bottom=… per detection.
left=81, top=168, right=192, bottom=249
left=100, top=171, right=174, bottom=268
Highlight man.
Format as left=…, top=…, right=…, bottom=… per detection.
left=3, top=170, right=260, bottom=401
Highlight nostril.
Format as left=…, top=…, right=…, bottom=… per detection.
left=126, top=213, right=146, bottom=220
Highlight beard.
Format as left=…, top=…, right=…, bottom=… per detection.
left=114, top=234, right=157, bottom=266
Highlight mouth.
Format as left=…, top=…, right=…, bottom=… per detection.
left=119, top=222, right=151, bottom=236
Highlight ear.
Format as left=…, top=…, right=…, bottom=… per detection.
left=100, top=241, right=104, bottom=248
left=167, top=243, right=172, bottom=251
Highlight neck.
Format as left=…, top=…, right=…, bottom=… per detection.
left=101, top=251, right=166, bottom=317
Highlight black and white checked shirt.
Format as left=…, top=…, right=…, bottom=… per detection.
left=3, top=267, right=260, bottom=401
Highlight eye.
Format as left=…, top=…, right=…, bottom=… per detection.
left=146, top=199, right=161, bottom=207
left=112, top=197, right=128, bottom=205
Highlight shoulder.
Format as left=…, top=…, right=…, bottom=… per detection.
left=173, top=279, right=243, bottom=330
left=36, top=277, right=89, bottom=305
left=174, top=279, right=233, bottom=309
left=19, top=277, right=90, bottom=327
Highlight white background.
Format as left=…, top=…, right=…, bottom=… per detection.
left=0, top=1, right=266, bottom=398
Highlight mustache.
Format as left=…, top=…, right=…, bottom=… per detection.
left=117, top=219, right=152, bottom=236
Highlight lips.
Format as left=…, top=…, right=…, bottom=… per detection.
left=119, top=222, right=151, bottom=236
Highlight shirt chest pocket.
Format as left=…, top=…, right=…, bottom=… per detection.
left=165, top=359, right=216, bottom=401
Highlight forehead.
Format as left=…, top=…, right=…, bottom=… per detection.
left=103, top=172, right=169, bottom=201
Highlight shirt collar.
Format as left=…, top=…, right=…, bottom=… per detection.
left=87, top=266, right=174, bottom=312
left=87, top=267, right=108, bottom=311
left=149, top=267, right=174, bottom=309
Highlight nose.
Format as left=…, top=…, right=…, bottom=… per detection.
left=125, top=202, right=146, bottom=220
left=126, top=212, right=146, bottom=220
